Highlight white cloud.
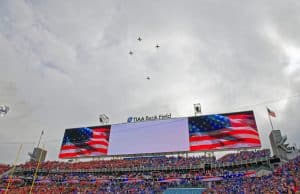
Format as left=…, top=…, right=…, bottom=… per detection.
left=0, top=0, right=300, bottom=163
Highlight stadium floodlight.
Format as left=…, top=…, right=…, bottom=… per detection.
left=0, top=105, right=9, bottom=117
left=99, top=114, right=109, bottom=124
left=194, top=103, right=201, bottom=116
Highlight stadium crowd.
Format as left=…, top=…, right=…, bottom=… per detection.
left=16, top=149, right=270, bottom=172
left=218, top=149, right=270, bottom=163
left=1, top=149, right=299, bottom=193
left=17, top=156, right=207, bottom=171
left=0, top=164, right=10, bottom=175
left=210, top=155, right=300, bottom=193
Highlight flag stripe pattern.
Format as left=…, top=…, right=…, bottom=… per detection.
left=59, top=127, right=110, bottom=158
left=189, top=111, right=261, bottom=151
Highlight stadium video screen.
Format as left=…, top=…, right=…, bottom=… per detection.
left=59, top=111, right=261, bottom=158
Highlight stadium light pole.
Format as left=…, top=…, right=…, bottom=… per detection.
left=37, top=130, right=44, bottom=148
left=99, top=114, right=109, bottom=125
left=194, top=103, right=201, bottom=116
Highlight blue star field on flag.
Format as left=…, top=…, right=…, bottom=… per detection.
left=188, top=115, right=231, bottom=134
left=62, top=127, right=93, bottom=145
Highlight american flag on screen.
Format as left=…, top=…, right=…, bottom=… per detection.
left=59, top=126, right=110, bottom=158
left=189, top=111, right=261, bottom=151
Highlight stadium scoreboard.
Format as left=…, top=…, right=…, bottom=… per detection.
left=59, top=110, right=261, bottom=159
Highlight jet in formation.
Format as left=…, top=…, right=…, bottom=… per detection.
left=0, top=105, right=9, bottom=117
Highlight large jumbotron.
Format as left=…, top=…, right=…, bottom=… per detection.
left=59, top=110, right=261, bottom=159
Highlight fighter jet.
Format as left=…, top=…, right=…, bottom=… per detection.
left=137, top=37, right=142, bottom=41
left=155, top=44, right=160, bottom=48
left=0, top=105, right=9, bottom=117
left=146, top=76, right=150, bottom=80
left=129, top=50, right=134, bottom=55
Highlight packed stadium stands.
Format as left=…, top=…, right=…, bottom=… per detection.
left=210, top=155, right=300, bottom=193
left=0, top=164, right=10, bottom=176
left=15, top=149, right=270, bottom=172
left=0, top=149, right=299, bottom=193
left=217, top=149, right=270, bottom=163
